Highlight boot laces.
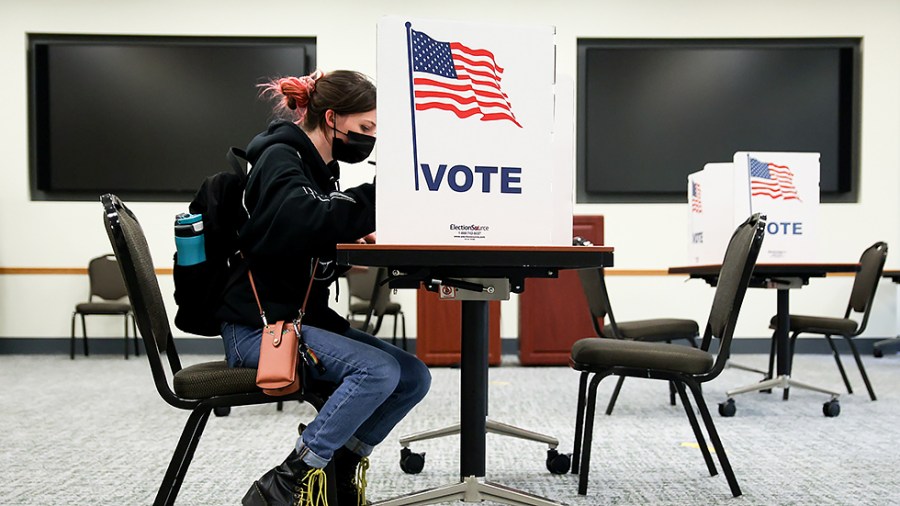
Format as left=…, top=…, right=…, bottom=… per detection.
left=355, top=457, right=369, bottom=506
left=293, top=467, right=328, bottom=506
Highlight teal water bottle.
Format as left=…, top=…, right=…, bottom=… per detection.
left=174, top=213, right=206, bottom=266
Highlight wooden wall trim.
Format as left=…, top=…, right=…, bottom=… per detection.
left=606, top=269, right=669, bottom=276
left=0, top=267, right=853, bottom=277
left=0, top=267, right=173, bottom=275
left=0, top=267, right=88, bottom=275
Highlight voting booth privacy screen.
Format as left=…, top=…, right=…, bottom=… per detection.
left=689, top=152, right=819, bottom=264
left=376, top=17, right=572, bottom=246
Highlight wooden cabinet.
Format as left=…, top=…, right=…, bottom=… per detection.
left=517, top=215, right=605, bottom=365
left=415, top=289, right=502, bottom=366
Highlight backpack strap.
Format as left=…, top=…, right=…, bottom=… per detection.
left=226, top=147, right=250, bottom=183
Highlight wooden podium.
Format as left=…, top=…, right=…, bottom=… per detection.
left=517, top=215, right=604, bottom=365
left=416, top=289, right=502, bottom=366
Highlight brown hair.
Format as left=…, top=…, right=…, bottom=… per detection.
left=259, top=70, right=376, bottom=131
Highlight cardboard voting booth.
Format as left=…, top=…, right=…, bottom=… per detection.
left=688, top=152, right=820, bottom=264
left=375, top=17, right=572, bottom=246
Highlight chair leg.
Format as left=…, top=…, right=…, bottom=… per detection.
left=571, top=371, right=589, bottom=475
left=684, top=380, right=742, bottom=498
left=673, top=381, right=717, bottom=477
left=666, top=341, right=678, bottom=407
left=132, top=314, right=140, bottom=357
left=80, top=314, right=89, bottom=356
left=766, top=331, right=777, bottom=380
left=401, top=312, right=408, bottom=351
left=605, top=376, right=625, bottom=415
left=578, top=372, right=608, bottom=496
left=70, top=312, right=77, bottom=360
left=784, top=332, right=800, bottom=400
left=124, top=314, right=130, bottom=360
left=391, top=314, right=399, bottom=347
left=823, top=334, right=854, bottom=394
left=844, top=336, right=877, bottom=401
left=155, top=406, right=213, bottom=506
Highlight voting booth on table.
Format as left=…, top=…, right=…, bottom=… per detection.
left=375, top=17, right=573, bottom=365
left=375, top=17, right=572, bottom=246
left=688, top=151, right=820, bottom=264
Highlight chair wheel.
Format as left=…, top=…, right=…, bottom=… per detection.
left=873, top=348, right=884, bottom=358
left=213, top=406, right=231, bottom=417
left=400, top=447, right=425, bottom=474
left=718, top=399, right=736, bottom=417
left=823, top=399, right=841, bottom=417
left=546, top=449, right=571, bottom=474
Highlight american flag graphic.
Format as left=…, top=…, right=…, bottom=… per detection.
left=749, top=157, right=801, bottom=201
left=690, top=181, right=702, bottom=213
left=409, top=29, right=521, bottom=127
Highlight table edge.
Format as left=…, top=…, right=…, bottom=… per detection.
left=338, top=244, right=614, bottom=253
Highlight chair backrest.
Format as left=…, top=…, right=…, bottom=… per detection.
left=102, top=194, right=186, bottom=402
left=347, top=267, right=392, bottom=317
left=846, top=241, right=888, bottom=331
left=87, top=254, right=129, bottom=301
left=347, top=267, right=379, bottom=302
left=576, top=269, right=619, bottom=338
left=574, top=237, right=619, bottom=338
left=702, top=213, right=766, bottom=378
left=371, top=268, right=394, bottom=317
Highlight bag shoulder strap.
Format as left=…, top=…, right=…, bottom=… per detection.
left=247, top=259, right=319, bottom=327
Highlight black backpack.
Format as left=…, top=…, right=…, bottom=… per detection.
left=173, top=147, right=250, bottom=336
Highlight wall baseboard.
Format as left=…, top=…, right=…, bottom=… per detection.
left=1, top=336, right=894, bottom=357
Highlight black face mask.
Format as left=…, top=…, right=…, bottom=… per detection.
left=332, top=125, right=376, bottom=164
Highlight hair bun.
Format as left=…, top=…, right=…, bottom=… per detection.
left=297, top=69, right=326, bottom=95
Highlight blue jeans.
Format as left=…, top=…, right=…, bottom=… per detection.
left=221, top=321, right=431, bottom=466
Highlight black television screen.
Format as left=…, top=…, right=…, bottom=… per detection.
left=576, top=38, right=861, bottom=203
left=28, top=34, right=315, bottom=201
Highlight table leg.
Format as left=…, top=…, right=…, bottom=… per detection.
left=725, top=286, right=840, bottom=403
left=775, top=288, right=790, bottom=377
left=374, top=299, right=567, bottom=506
left=460, top=300, right=488, bottom=479
left=775, top=288, right=791, bottom=400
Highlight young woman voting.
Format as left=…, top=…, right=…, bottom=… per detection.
left=217, top=69, right=431, bottom=506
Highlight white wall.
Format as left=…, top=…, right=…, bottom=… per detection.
left=2, top=0, right=899, bottom=341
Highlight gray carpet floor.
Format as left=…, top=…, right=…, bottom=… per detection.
left=2, top=352, right=899, bottom=505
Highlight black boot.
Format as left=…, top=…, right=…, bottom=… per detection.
left=242, top=447, right=329, bottom=506
left=332, top=446, right=370, bottom=506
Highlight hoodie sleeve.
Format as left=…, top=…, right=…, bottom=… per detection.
left=240, top=144, right=376, bottom=258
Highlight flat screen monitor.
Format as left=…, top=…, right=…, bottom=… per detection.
left=28, top=34, right=316, bottom=201
left=576, top=38, right=861, bottom=203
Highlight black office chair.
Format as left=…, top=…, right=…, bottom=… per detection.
left=569, top=213, right=765, bottom=499
left=70, top=254, right=138, bottom=359
left=767, top=241, right=888, bottom=401
left=573, top=237, right=700, bottom=417
left=346, top=266, right=408, bottom=350
left=100, top=194, right=334, bottom=505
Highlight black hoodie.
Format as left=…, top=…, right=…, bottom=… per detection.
left=217, top=121, right=376, bottom=333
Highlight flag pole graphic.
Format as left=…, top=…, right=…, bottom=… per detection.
left=745, top=153, right=754, bottom=214
left=404, top=22, right=420, bottom=191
